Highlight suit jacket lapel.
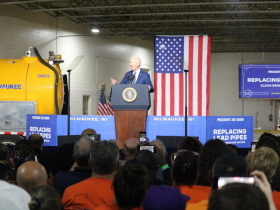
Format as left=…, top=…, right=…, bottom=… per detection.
left=136, top=69, right=143, bottom=84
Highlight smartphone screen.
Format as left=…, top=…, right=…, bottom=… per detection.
left=119, top=149, right=125, bottom=160
left=139, top=131, right=147, bottom=144
left=251, top=142, right=257, bottom=152
left=86, top=134, right=95, bottom=140
left=172, top=153, right=177, bottom=161
left=218, top=177, right=255, bottom=189
left=139, top=145, right=154, bottom=153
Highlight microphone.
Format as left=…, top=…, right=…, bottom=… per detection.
left=126, top=74, right=130, bottom=83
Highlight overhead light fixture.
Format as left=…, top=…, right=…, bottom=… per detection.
left=91, top=28, right=100, bottom=33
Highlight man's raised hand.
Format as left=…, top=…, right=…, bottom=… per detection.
left=110, top=78, right=118, bottom=85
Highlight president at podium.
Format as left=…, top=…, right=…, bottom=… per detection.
left=110, top=57, right=154, bottom=93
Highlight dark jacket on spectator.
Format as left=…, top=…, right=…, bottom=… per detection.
left=34, top=147, right=52, bottom=176
left=54, top=167, right=92, bottom=197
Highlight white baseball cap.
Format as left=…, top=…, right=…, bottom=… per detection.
left=0, top=180, right=31, bottom=210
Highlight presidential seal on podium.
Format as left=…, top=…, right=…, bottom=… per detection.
left=122, top=87, right=137, bottom=102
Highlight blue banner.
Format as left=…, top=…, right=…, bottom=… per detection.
left=57, top=115, right=116, bottom=140
left=26, top=115, right=253, bottom=148
left=57, top=116, right=206, bottom=143
left=206, top=116, right=253, bottom=148
left=146, top=116, right=207, bottom=145
left=26, top=115, right=57, bottom=146
left=239, top=64, right=280, bottom=98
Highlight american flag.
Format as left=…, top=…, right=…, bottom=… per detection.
left=97, top=89, right=108, bottom=115
left=107, top=88, right=114, bottom=115
left=154, top=35, right=211, bottom=116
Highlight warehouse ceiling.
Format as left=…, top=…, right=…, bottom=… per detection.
left=1, top=0, right=280, bottom=52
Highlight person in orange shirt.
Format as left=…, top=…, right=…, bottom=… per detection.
left=96, top=164, right=150, bottom=210
left=62, top=140, right=119, bottom=210
left=273, top=191, right=280, bottom=210
left=172, top=150, right=211, bottom=204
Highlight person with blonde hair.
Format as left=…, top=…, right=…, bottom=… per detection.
left=250, top=147, right=279, bottom=182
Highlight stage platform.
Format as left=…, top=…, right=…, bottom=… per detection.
left=26, top=115, right=253, bottom=149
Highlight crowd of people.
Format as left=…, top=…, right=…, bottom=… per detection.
left=0, top=129, right=280, bottom=210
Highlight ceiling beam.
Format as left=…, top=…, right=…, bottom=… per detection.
left=0, top=0, right=68, bottom=5
left=27, top=1, right=280, bottom=12
left=73, top=32, right=280, bottom=37
left=98, top=25, right=280, bottom=30
left=57, top=10, right=280, bottom=18
left=80, top=19, right=280, bottom=25
left=58, top=33, right=280, bottom=38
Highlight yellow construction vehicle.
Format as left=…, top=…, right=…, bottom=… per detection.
left=0, top=47, right=64, bottom=139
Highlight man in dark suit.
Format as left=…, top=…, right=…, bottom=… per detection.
left=110, top=57, right=154, bottom=93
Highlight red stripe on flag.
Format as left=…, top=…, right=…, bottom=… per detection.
left=206, top=36, right=212, bottom=116
left=107, top=102, right=114, bottom=115
left=104, top=104, right=108, bottom=115
left=154, top=73, right=158, bottom=116
left=179, top=73, right=184, bottom=116
left=188, top=37, right=194, bottom=116
left=98, top=103, right=107, bottom=115
left=98, top=106, right=102, bottom=114
left=98, top=108, right=103, bottom=115
left=170, top=74, right=174, bottom=116
left=161, top=73, right=166, bottom=116
left=197, top=35, right=203, bottom=116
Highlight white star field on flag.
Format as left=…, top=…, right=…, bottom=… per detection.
left=155, top=37, right=184, bottom=73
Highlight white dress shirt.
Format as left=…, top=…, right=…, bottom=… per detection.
left=133, top=68, right=141, bottom=83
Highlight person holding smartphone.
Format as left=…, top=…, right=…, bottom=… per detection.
left=207, top=171, right=277, bottom=210
left=150, top=140, right=172, bottom=183
left=186, top=153, right=277, bottom=210
left=81, top=128, right=98, bottom=141
left=134, top=150, right=172, bottom=186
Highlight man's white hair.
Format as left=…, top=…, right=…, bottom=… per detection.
left=150, top=139, right=166, bottom=156
left=131, top=56, right=141, bottom=66
left=108, top=139, right=119, bottom=149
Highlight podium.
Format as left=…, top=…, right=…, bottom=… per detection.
left=111, top=84, right=151, bottom=148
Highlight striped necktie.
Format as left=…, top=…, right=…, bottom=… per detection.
left=132, top=71, right=136, bottom=84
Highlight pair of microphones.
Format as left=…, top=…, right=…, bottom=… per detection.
left=126, top=73, right=135, bottom=84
